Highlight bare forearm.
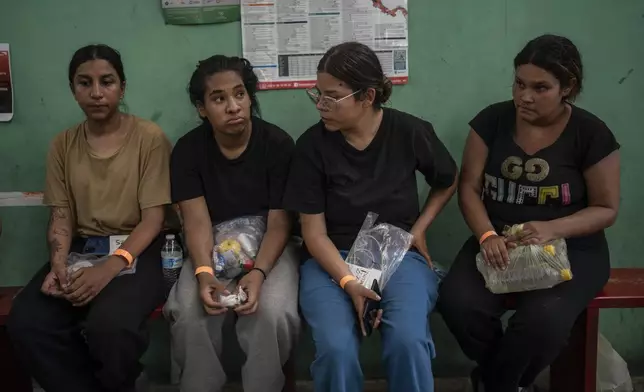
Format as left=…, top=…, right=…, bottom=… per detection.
left=254, top=217, right=291, bottom=273
left=412, top=178, right=457, bottom=232
left=48, top=207, right=72, bottom=267
left=185, top=219, right=214, bottom=270
left=104, top=207, right=165, bottom=273
left=120, top=218, right=163, bottom=258
left=306, top=234, right=351, bottom=283
left=551, top=206, right=617, bottom=239
left=458, top=186, right=496, bottom=239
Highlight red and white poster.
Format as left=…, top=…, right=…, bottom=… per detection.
left=0, top=44, right=14, bottom=122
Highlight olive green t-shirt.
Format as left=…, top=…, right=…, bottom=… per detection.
left=43, top=116, right=172, bottom=237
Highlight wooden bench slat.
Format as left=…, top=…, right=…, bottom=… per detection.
left=589, top=268, right=644, bottom=308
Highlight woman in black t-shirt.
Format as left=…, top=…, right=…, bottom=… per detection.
left=284, top=42, right=458, bottom=392
left=164, top=55, right=300, bottom=392
left=438, top=35, right=620, bottom=392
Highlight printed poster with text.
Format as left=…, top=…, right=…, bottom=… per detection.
left=241, top=0, right=409, bottom=90
left=0, top=44, right=13, bottom=122
left=162, top=0, right=241, bottom=25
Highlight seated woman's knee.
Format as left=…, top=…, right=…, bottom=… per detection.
left=315, top=325, right=359, bottom=362
left=84, top=310, right=137, bottom=343
left=165, top=298, right=204, bottom=328
left=255, top=295, right=298, bottom=330
left=513, top=303, right=575, bottom=348
left=6, top=300, right=34, bottom=342
left=5, top=287, right=57, bottom=343
left=383, top=319, right=429, bottom=355
left=438, top=276, right=477, bottom=316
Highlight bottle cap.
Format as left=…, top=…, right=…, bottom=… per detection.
left=166, top=234, right=175, bottom=240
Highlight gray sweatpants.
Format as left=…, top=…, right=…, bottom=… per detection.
left=163, top=242, right=301, bottom=392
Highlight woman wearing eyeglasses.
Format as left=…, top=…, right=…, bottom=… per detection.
left=283, top=41, right=458, bottom=392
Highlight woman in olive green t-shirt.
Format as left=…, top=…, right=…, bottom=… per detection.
left=7, top=44, right=172, bottom=392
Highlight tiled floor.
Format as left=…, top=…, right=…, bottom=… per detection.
left=156, top=377, right=644, bottom=392
left=35, top=377, right=644, bottom=392
left=141, top=379, right=471, bottom=392
left=34, top=379, right=471, bottom=392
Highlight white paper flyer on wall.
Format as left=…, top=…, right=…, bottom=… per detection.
left=240, top=0, right=409, bottom=90
left=0, top=44, right=13, bottom=122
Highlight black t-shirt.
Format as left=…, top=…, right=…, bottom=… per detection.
left=171, top=118, right=295, bottom=224
left=284, top=108, right=457, bottom=256
left=472, top=100, right=619, bottom=241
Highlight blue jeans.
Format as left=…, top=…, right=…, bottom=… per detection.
left=299, top=251, right=440, bottom=392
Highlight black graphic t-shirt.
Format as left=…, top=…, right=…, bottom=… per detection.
left=472, top=100, right=619, bottom=245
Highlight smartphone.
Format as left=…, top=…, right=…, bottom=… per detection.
left=361, top=279, right=381, bottom=337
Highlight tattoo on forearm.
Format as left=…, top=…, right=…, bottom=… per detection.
left=48, top=237, right=65, bottom=263
left=50, top=238, right=62, bottom=252
left=48, top=207, right=71, bottom=262
left=48, top=208, right=70, bottom=238
left=49, top=207, right=67, bottom=224
left=53, top=227, right=70, bottom=237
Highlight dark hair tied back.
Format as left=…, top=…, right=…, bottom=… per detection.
left=68, top=44, right=126, bottom=87
left=188, top=55, right=260, bottom=119
left=514, top=34, right=584, bottom=101
left=318, top=42, right=392, bottom=108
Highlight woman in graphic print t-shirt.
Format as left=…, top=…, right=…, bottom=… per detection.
left=439, top=34, right=620, bottom=392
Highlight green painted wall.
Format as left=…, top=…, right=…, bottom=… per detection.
left=1, top=0, right=643, bottom=382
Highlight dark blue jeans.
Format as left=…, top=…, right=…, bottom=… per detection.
left=299, top=251, right=440, bottom=392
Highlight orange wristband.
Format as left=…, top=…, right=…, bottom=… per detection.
left=195, top=266, right=214, bottom=277
left=339, top=275, right=357, bottom=290
left=113, top=249, right=134, bottom=267
left=479, top=230, right=498, bottom=245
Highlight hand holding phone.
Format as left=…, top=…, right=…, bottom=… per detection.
left=344, top=278, right=382, bottom=337
left=362, top=279, right=382, bottom=337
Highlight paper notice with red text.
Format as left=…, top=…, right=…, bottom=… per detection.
left=0, top=44, right=13, bottom=122
left=241, top=0, right=409, bottom=90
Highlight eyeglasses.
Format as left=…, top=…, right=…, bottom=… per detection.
left=306, top=88, right=361, bottom=111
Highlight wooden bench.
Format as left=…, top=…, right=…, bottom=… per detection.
left=2, top=268, right=643, bottom=392
left=550, top=268, right=644, bottom=392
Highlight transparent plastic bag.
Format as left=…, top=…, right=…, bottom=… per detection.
left=597, top=333, right=633, bottom=392
left=211, top=216, right=266, bottom=280
left=66, top=252, right=137, bottom=278
left=345, top=212, right=414, bottom=289
left=532, top=334, right=633, bottom=392
left=218, top=286, right=249, bottom=308
left=476, top=224, right=573, bottom=294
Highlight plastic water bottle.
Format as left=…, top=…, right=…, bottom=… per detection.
left=161, top=234, right=183, bottom=292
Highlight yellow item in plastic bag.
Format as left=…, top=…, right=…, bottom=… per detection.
left=560, top=269, right=572, bottom=281
left=476, top=224, right=573, bottom=294
left=218, top=239, right=241, bottom=254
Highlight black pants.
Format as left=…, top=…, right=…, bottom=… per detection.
left=438, top=235, right=610, bottom=392
left=7, top=235, right=166, bottom=392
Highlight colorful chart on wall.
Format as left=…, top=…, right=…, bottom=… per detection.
left=0, top=44, right=13, bottom=122
left=241, top=0, right=408, bottom=90
left=162, top=0, right=241, bottom=25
